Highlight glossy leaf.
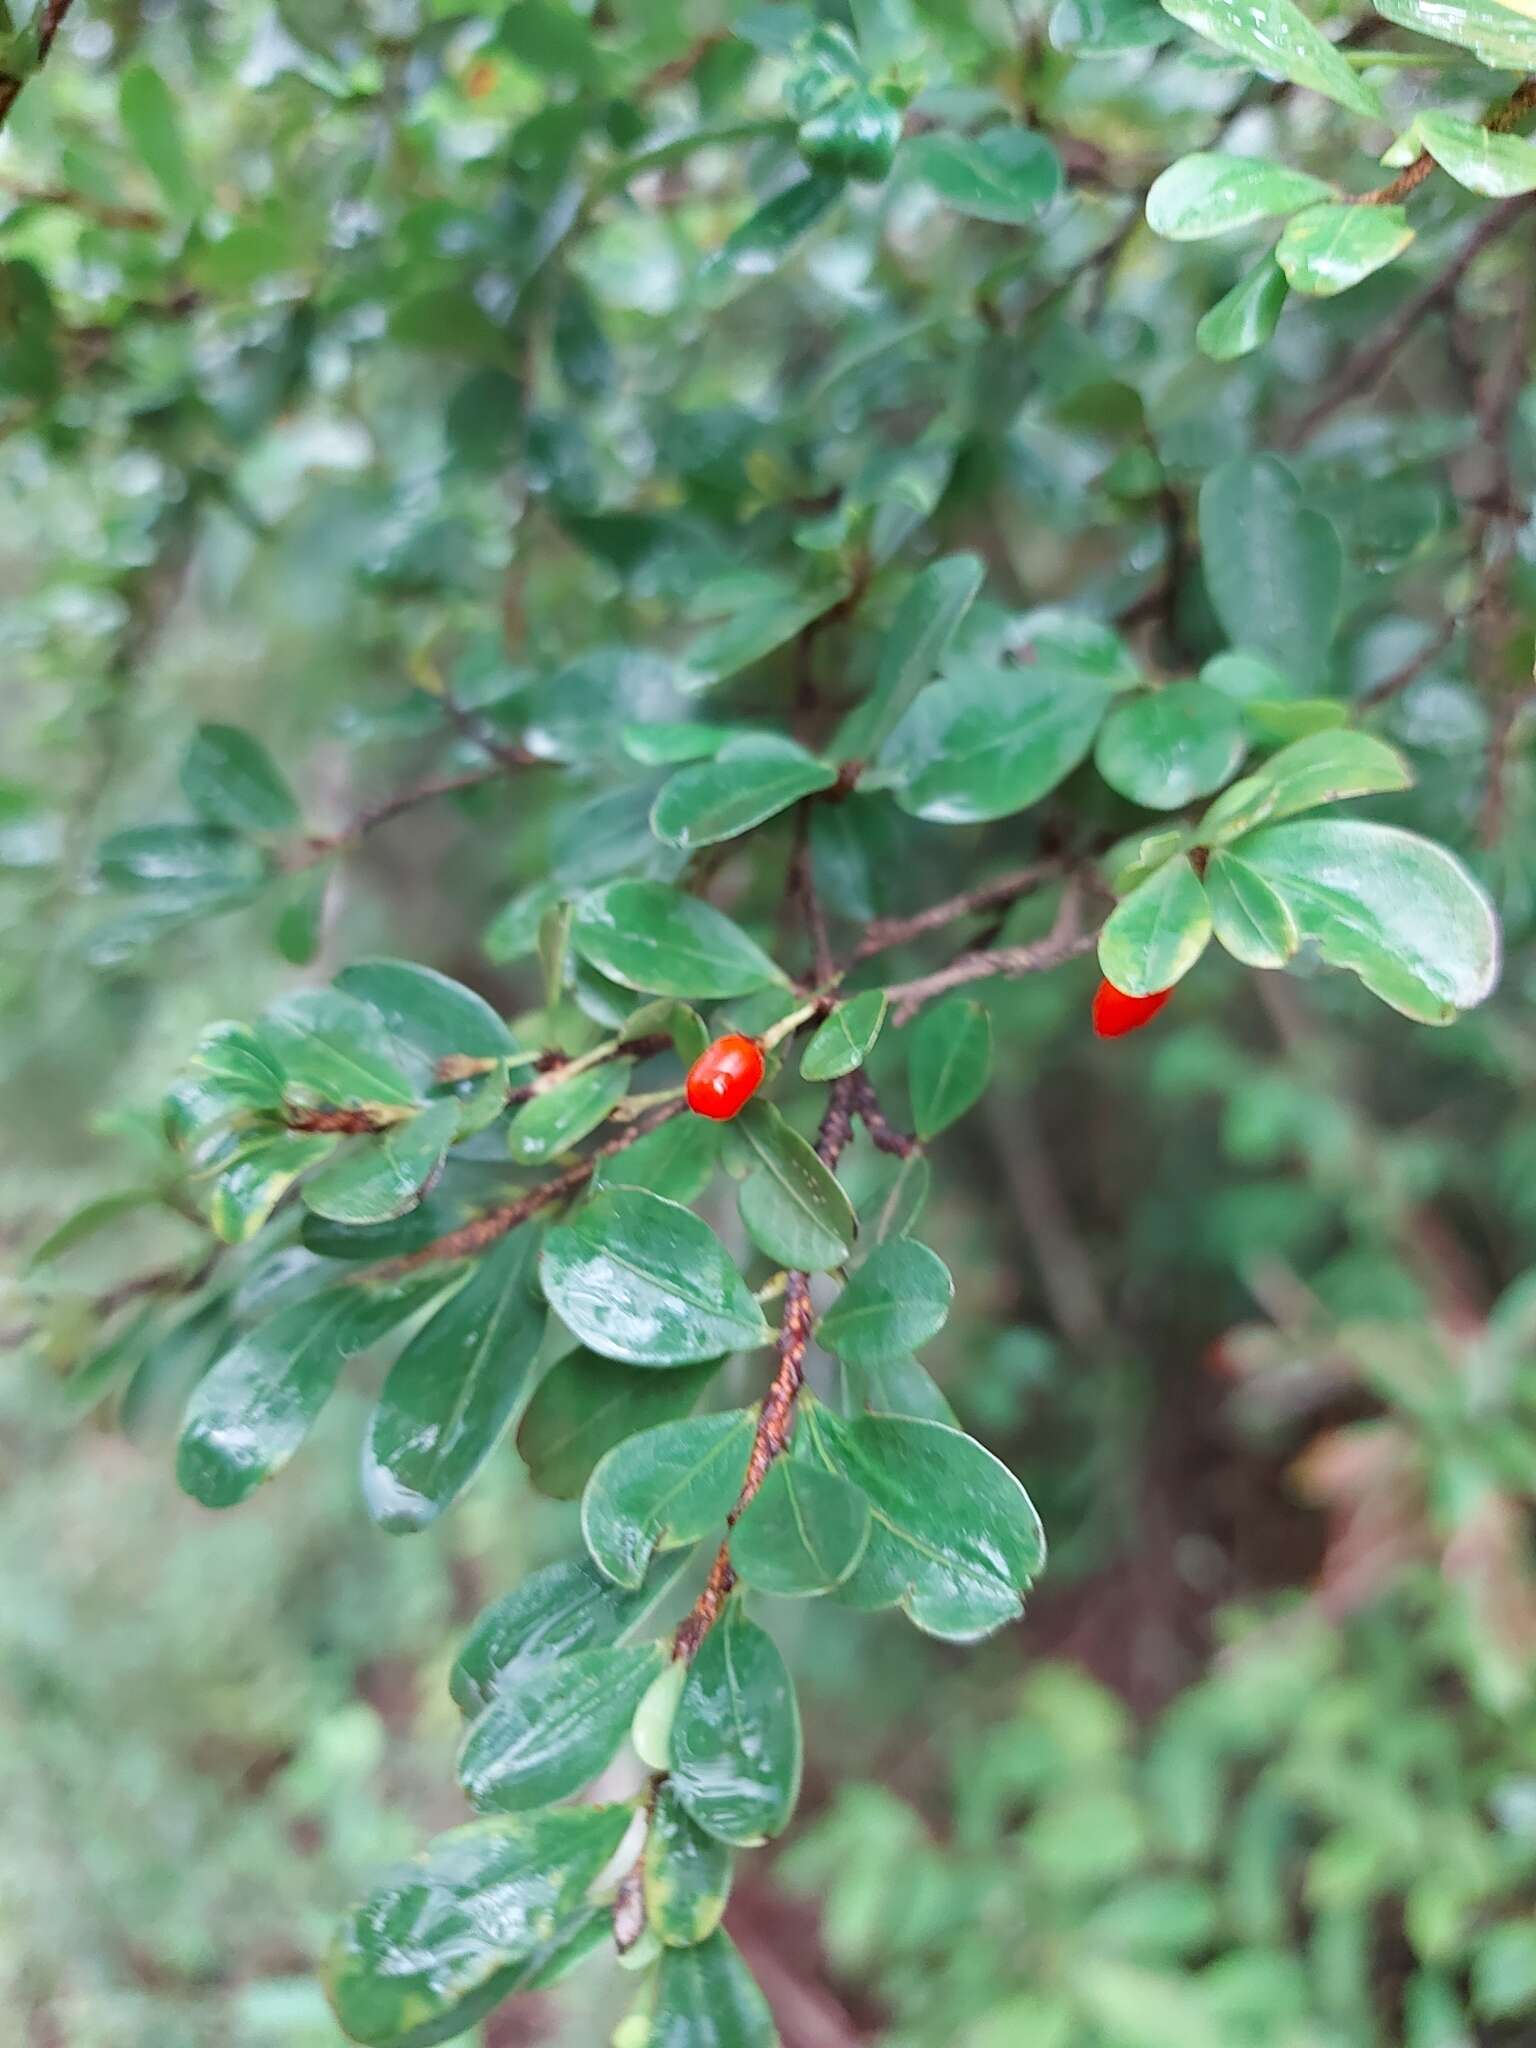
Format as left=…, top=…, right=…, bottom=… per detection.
left=334, top=959, right=514, bottom=1082
left=1204, top=848, right=1301, bottom=968
left=1415, top=112, right=1536, bottom=197
left=1374, top=0, right=1536, bottom=68
left=180, top=723, right=299, bottom=834
left=458, top=1641, right=665, bottom=1812
left=734, top=1101, right=857, bottom=1271
left=1198, top=728, right=1413, bottom=843
left=593, top=1115, right=719, bottom=1205
left=643, top=1932, right=778, bottom=2048
left=1094, top=683, right=1248, bottom=810
left=210, top=1130, right=337, bottom=1243
left=702, top=174, right=844, bottom=292
left=326, top=1805, right=632, bottom=2048
left=582, top=1409, right=757, bottom=1587
left=571, top=881, right=786, bottom=998
left=1159, top=0, right=1384, bottom=118
left=731, top=1457, right=871, bottom=1596
left=1146, top=153, right=1332, bottom=239
left=303, top=1099, right=459, bottom=1226
left=801, top=1399, right=1046, bottom=1641
left=177, top=1276, right=450, bottom=1509
left=651, top=736, right=837, bottom=849
left=800, top=990, right=888, bottom=1080
left=834, top=555, right=984, bottom=760
left=542, top=1187, right=770, bottom=1366
left=1098, top=855, right=1212, bottom=997
left=816, top=1238, right=954, bottom=1366
left=883, top=659, right=1111, bottom=824
left=1198, top=456, right=1341, bottom=688
left=1277, top=203, right=1413, bottom=298
left=908, top=997, right=992, bottom=1139
left=671, top=1604, right=802, bottom=1846
left=1238, top=819, right=1500, bottom=1022
left=905, top=128, right=1063, bottom=223
left=623, top=722, right=743, bottom=765
left=96, top=824, right=269, bottom=909
left=451, top=1556, right=676, bottom=1718
left=258, top=989, right=419, bottom=1109
left=644, top=1784, right=735, bottom=1950
left=1197, top=254, right=1288, bottom=361
left=363, top=1230, right=545, bottom=1532
left=518, top=1348, right=722, bottom=1500
left=507, top=1061, right=632, bottom=1165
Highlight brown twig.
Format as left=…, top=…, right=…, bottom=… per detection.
left=285, top=1105, right=412, bottom=1134
left=884, top=879, right=1100, bottom=1025
left=673, top=1079, right=856, bottom=1663
left=851, top=861, right=1059, bottom=963
left=1353, top=75, right=1536, bottom=209
left=1360, top=617, right=1457, bottom=709
left=293, top=759, right=533, bottom=865
left=849, top=1073, right=916, bottom=1158
left=0, top=0, right=76, bottom=134
left=0, top=178, right=162, bottom=230
left=371, top=1098, right=688, bottom=1277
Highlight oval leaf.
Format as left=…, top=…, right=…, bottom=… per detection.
left=1198, top=456, right=1341, bottom=689
left=800, top=989, right=889, bottom=1080
left=734, top=1100, right=857, bottom=1271
left=651, top=735, right=837, bottom=849
left=1198, top=728, right=1412, bottom=843
left=458, top=1640, right=666, bottom=1812
left=883, top=659, right=1111, bottom=824
left=1197, top=253, right=1289, bottom=362
left=905, top=128, right=1063, bottom=223
left=644, top=1932, right=777, bottom=2048
left=258, top=988, right=419, bottom=1109
left=518, top=1348, right=722, bottom=1501
left=543, top=1187, right=770, bottom=1366
left=671, top=1604, right=802, bottom=1846
left=571, top=881, right=786, bottom=998
left=303, top=1098, right=459, bottom=1226
left=507, top=1061, right=633, bottom=1165
left=731, top=1457, right=871, bottom=1597
left=644, top=1784, right=735, bottom=1951
left=1204, top=847, right=1301, bottom=968
left=816, top=1238, right=953, bottom=1366
left=1276, top=203, right=1413, bottom=298
left=1099, top=854, right=1212, bottom=997
left=582, top=1409, right=757, bottom=1588
left=1159, top=0, right=1384, bottom=118
left=1146, top=153, right=1333, bottom=239
left=1094, top=682, right=1248, bottom=810
left=908, top=997, right=992, bottom=1140
left=180, top=723, right=299, bottom=834
left=451, top=1556, right=678, bottom=1718
left=834, top=554, right=984, bottom=761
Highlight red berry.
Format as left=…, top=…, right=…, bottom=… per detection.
left=1092, top=978, right=1174, bottom=1039
left=686, top=1033, right=766, bottom=1120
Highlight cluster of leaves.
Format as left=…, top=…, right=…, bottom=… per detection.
left=788, top=1598, right=1536, bottom=2047
left=6, top=0, right=1536, bottom=2042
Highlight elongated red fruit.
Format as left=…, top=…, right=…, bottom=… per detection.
left=686, top=1033, right=766, bottom=1119
left=1092, top=978, right=1173, bottom=1038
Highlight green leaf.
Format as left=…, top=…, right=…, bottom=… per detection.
left=1099, top=855, right=1212, bottom=997
left=518, top=1349, right=722, bottom=1500
left=28, top=1189, right=168, bottom=1269
left=1198, top=728, right=1413, bottom=842
left=908, top=997, right=992, bottom=1139
left=1204, top=848, right=1301, bottom=968
left=191, top=1020, right=288, bottom=1105
left=484, top=880, right=564, bottom=964
left=801, top=1399, right=1046, bottom=1641
left=1472, top=1921, right=1536, bottom=2019
left=1095, top=683, right=1248, bottom=811
left=644, top=1785, right=735, bottom=1950
left=883, top=659, right=1111, bottom=824
left=732, top=1458, right=871, bottom=1597
left=1197, top=254, right=1288, bottom=361
left=1158, top=0, right=1384, bottom=118
left=864, top=1148, right=932, bottom=1246
left=846, top=1352, right=959, bottom=1425
left=303, top=1099, right=459, bottom=1226
left=274, top=865, right=328, bottom=966
left=593, top=1115, right=719, bottom=1205
left=180, top=724, right=300, bottom=834
left=643, top=1932, right=778, bottom=2048
left=1414, top=111, right=1536, bottom=197
left=582, top=1409, right=757, bottom=1587
left=258, top=989, right=419, bottom=1109
left=334, top=959, right=514, bottom=1080
left=651, top=735, right=837, bottom=849
left=507, top=1062, right=632, bottom=1166
left=734, top=1101, right=858, bottom=1271
left=97, top=824, right=270, bottom=910
left=1237, top=819, right=1500, bottom=1022
left=682, top=578, right=851, bottom=696
left=904, top=128, right=1063, bottom=223
left=543, top=1187, right=770, bottom=1366
left=1146, top=153, right=1333, bottom=239
left=571, top=881, right=786, bottom=999
left=671, top=1604, right=802, bottom=1845
left=800, top=990, right=888, bottom=1080
left=1198, top=456, right=1341, bottom=688
left=326, top=1805, right=632, bottom=2048
left=623, top=721, right=743, bottom=765
left=363, top=1231, right=546, bottom=1532
left=1277, top=203, right=1413, bottom=297
left=210, top=1129, right=338, bottom=1243
left=177, top=1276, right=450, bottom=1509
left=458, top=1641, right=666, bottom=1812
left=120, top=62, right=200, bottom=215
left=451, top=1557, right=676, bottom=1718
left=816, top=1238, right=953, bottom=1366
left=834, top=555, right=985, bottom=760
left=1375, top=0, right=1536, bottom=68
left=702, top=174, right=844, bottom=293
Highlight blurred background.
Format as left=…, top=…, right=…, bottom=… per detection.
left=6, top=2, right=1536, bottom=2045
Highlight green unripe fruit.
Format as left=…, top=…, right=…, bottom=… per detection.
left=797, top=89, right=903, bottom=184
left=784, top=24, right=864, bottom=124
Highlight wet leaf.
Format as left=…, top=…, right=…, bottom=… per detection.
left=816, top=1238, right=953, bottom=1366
left=304, top=1099, right=459, bottom=1226
left=734, top=1101, right=858, bottom=1270
left=800, top=990, right=888, bottom=1080
left=583, top=1409, right=757, bottom=1587
left=671, top=1604, right=802, bottom=1845
left=458, top=1641, right=665, bottom=1811
left=644, top=1783, right=735, bottom=1949
left=518, top=1348, right=723, bottom=1500
left=731, top=1457, right=871, bottom=1596
left=572, top=881, right=786, bottom=998
left=1098, top=855, right=1212, bottom=997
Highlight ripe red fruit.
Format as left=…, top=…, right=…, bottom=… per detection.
left=1092, top=978, right=1174, bottom=1039
left=686, top=1033, right=766, bottom=1120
